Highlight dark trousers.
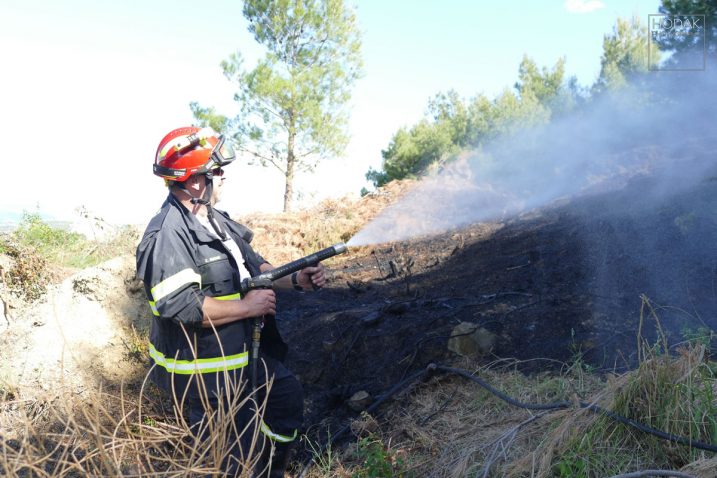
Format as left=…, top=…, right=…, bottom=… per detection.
left=188, top=354, right=303, bottom=476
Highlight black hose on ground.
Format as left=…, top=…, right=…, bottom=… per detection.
left=434, top=365, right=717, bottom=453
left=297, top=363, right=717, bottom=477
left=606, top=471, right=696, bottom=478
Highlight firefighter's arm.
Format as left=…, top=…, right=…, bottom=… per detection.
left=260, top=262, right=326, bottom=291
left=138, top=230, right=207, bottom=327
left=201, top=289, right=276, bottom=328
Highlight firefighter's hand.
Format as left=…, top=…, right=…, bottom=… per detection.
left=298, top=263, right=326, bottom=290
left=243, top=289, right=276, bottom=316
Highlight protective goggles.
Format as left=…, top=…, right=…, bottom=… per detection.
left=207, top=135, right=236, bottom=167
left=154, top=132, right=236, bottom=181
left=197, top=135, right=235, bottom=178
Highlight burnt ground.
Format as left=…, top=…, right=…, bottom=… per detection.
left=275, top=169, right=717, bottom=455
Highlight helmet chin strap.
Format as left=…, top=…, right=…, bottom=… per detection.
left=187, top=174, right=228, bottom=241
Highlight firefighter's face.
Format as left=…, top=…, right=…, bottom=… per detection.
left=211, top=172, right=226, bottom=205
left=185, top=175, right=204, bottom=193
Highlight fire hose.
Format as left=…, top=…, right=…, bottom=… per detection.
left=243, top=245, right=714, bottom=474
left=238, top=242, right=348, bottom=390
left=298, top=363, right=716, bottom=477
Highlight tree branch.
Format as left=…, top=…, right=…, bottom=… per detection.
left=295, top=147, right=320, bottom=159
left=237, top=146, right=286, bottom=174
left=249, top=95, right=286, bottom=124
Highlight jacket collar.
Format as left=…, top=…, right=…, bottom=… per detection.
left=167, top=193, right=226, bottom=244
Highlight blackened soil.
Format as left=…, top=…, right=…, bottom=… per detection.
left=277, top=172, right=717, bottom=455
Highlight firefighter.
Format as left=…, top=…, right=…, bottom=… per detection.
left=136, top=126, right=325, bottom=477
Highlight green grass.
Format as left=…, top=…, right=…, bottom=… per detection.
left=549, top=342, right=717, bottom=477
left=351, top=433, right=411, bottom=478
left=9, top=212, right=136, bottom=269
left=1, top=212, right=138, bottom=300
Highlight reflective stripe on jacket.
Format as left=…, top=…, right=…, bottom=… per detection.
left=135, top=194, right=287, bottom=398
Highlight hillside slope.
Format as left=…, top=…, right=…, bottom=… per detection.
left=1, top=170, right=716, bottom=476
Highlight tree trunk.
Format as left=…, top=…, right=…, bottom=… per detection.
left=284, top=128, right=295, bottom=212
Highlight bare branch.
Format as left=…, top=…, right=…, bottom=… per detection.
left=237, top=146, right=286, bottom=174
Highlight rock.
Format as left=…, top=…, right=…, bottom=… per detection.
left=447, top=322, right=496, bottom=358
left=347, top=390, right=372, bottom=412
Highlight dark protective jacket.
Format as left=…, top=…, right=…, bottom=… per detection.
left=136, top=194, right=288, bottom=398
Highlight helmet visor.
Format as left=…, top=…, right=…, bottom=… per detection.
left=210, top=135, right=236, bottom=166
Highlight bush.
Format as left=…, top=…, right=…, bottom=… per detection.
left=0, top=213, right=138, bottom=300
left=352, top=434, right=409, bottom=478
left=1, top=238, right=51, bottom=302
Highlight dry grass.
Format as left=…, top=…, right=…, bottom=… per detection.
left=4, top=183, right=717, bottom=477
left=508, top=340, right=717, bottom=478
left=507, top=297, right=717, bottom=478
left=0, top=370, right=276, bottom=478
left=301, top=336, right=717, bottom=478
left=376, top=357, right=606, bottom=478
left=238, top=180, right=416, bottom=264
left=0, top=180, right=417, bottom=477
left=298, top=355, right=606, bottom=477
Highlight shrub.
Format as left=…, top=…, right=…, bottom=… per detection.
left=1, top=238, right=51, bottom=302
left=0, top=213, right=138, bottom=300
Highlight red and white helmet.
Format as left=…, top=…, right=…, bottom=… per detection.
left=153, top=127, right=236, bottom=182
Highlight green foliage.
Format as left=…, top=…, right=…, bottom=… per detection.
left=352, top=434, right=409, bottom=478
left=681, top=326, right=714, bottom=347
left=553, top=344, right=717, bottom=476
left=189, top=102, right=228, bottom=135
left=122, top=325, right=150, bottom=364
left=658, top=0, right=717, bottom=53
left=366, top=55, right=573, bottom=188
left=12, top=213, right=82, bottom=262
left=193, top=0, right=363, bottom=212
left=556, top=453, right=588, bottom=478
left=553, top=431, right=635, bottom=478
left=593, top=16, right=660, bottom=94
left=515, top=55, right=568, bottom=109
left=370, top=119, right=459, bottom=188
left=1, top=213, right=138, bottom=301
left=10, top=212, right=135, bottom=269
left=304, top=435, right=338, bottom=477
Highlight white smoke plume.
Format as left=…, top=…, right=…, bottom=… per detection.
left=349, top=66, right=717, bottom=247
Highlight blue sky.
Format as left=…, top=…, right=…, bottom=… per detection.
left=0, top=0, right=661, bottom=225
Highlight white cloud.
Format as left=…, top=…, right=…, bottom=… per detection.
left=564, top=0, right=605, bottom=14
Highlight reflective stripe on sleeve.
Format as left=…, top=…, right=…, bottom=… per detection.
left=149, top=344, right=248, bottom=375
left=214, top=292, right=241, bottom=301
left=150, top=268, right=202, bottom=303
left=260, top=421, right=298, bottom=443
left=148, top=300, right=160, bottom=316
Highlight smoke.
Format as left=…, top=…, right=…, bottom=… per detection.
left=348, top=66, right=717, bottom=248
